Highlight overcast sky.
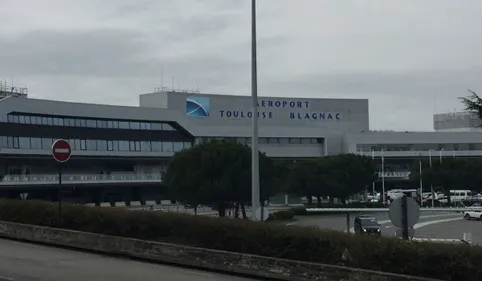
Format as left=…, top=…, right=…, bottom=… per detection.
left=1, top=0, right=481, bottom=131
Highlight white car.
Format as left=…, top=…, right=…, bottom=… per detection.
left=463, top=203, right=482, bottom=220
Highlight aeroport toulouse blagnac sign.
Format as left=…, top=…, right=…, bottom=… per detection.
left=186, top=96, right=341, bottom=120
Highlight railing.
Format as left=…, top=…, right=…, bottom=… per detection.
left=0, top=173, right=163, bottom=185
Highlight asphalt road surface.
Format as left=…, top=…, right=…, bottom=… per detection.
left=292, top=212, right=482, bottom=244
left=0, top=239, right=257, bottom=281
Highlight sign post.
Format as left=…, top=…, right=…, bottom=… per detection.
left=389, top=195, right=420, bottom=240
left=51, top=139, right=72, bottom=224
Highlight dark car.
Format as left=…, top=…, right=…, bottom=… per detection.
left=354, top=215, right=381, bottom=236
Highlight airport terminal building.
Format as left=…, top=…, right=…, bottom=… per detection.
left=0, top=85, right=481, bottom=204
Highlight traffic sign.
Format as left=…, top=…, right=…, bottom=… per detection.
left=19, top=193, right=28, bottom=200
left=255, top=207, right=269, bottom=221
left=389, top=196, right=420, bottom=228
left=51, top=139, right=72, bottom=163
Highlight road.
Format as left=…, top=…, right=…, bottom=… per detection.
left=0, top=239, right=257, bottom=281
left=292, top=212, right=482, bottom=244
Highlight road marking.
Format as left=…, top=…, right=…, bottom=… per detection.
left=0, top=276, right=14, bottom=281
left=413, top=217, right=462, bottom=229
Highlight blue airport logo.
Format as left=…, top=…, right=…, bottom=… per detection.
left=186, top=96, right=210, bottom=117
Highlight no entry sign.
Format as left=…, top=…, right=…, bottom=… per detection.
left=51, top=139, right=72, bottom=163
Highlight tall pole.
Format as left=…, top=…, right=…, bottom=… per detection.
left=381, top=149, right=385, bottom=204
left=251, top=0, right=260, bottom=220
left=429, top=150, right=434, bottom=208
left=418, top=154, right=423, bottom=205
left=372, top=150, right=375, bottom=201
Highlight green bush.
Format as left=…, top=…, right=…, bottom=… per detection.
left=266, top=210, right=295, bottom=221
left=0, top=199, right=480, bottom=280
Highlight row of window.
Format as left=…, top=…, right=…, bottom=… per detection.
left=7, top=114, right=175, bottom=131
left=200, top=137, right=323, bottom=145
left=0, top=136, right=191, bottom=153
left=357, top=143, right=482, bottom=152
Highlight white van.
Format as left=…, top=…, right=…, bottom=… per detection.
left=449, top=190, right=472, bottom=202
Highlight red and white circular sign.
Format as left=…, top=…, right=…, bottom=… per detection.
left=51, top=139, right=72, bottom=163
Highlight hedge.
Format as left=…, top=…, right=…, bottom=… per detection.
left=0, top=199, right=480, bottom=280
left=266, top=210, right=296, bottom=221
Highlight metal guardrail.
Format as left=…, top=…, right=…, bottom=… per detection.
left=0, top=173, right=163, bottom=185
left=305, top=207, right=481, bottom=213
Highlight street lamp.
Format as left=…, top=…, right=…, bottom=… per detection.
left=251, top=0, right=261, bottom=220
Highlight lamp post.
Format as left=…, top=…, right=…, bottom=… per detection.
left=251, top=0, right=260, bottom=220
left=429, top=150, right=434, bottom=208
left=381, top=149, right=385, bottom=204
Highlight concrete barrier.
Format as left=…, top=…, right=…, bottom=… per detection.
left=0, top=221, right=441, bottom=281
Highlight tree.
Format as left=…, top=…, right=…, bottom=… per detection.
left=164, top=139, right=281, bottom=217
left=409, top=158, right=482, bottom=205
left=459, top=89, right=482, bottom=120
left=325, top=154, right=378, bottom=203
left=287, top=154, right=377, bottom=205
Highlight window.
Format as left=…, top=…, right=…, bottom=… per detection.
left=107, top=140, right=114, bottom=151
left=141, top=141, right=150, bottom=152
left=7, top=115, right=14, bottom=123
left=162, top=142, right=173, bottom=152
left=18, top=137, right=30, bottom=149
left=151, top=141, right=162, bottom=152
left=119, top=121, right=129, bottom=129
left=68, top=139, right=76, bottom=150
left=53, top=118, right=59, bottom=126
left=86, top=119, right=96, bottom=127
left=42, top=138, right=52, bottom=149
left=86, top=140, right=97, bottom=150
left=97, top=120, right=107, bottom=128
left=0, top=136, right=7, bottom=148
left=119, top=140, right=129, bottom=151
left=173, top=142, right=184, bottom=152
left=151, top=123, right=162, bottom=130
left=19, top=115, right=25, bottom=124
left=97, top=140, right=107, bottom=151
left=130, top=122, right=140, bottom=130
left=30, top=116, right=37, bottom=125
left=7, top=136, right=19, bottom=148
left=183, top=142, right=192, bottom=149
left=79, top=139, right=87, bottom=150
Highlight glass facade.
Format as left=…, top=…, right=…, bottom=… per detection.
left=357, top=143, right=482, bottom=152
left=200, top=137, right=322, bottom=145
left=0, top=136, right=191, bottom=153
left=7, top=114, right=175, bottom=131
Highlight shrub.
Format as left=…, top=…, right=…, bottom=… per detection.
left=0, top=199, right=480, bottom=280
left=266, top=210, right=295, bottom=221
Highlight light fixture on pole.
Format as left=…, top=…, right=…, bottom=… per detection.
left=250, top=0, right=261, bottom=221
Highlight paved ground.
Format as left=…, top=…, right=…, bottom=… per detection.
left=291, top=212, right=482, bottom=244
left=0, top=239, right=257, bottom=281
